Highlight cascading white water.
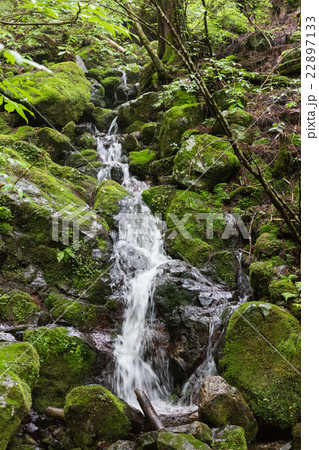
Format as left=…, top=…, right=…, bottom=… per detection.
left=97, top=119, right=171, bottom=407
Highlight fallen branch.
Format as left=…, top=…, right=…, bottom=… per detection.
left=45, top=407, right=65, bottom=421
left=106, top=37, right=125, bottom=53
left=135, top=388, right=164, bottom=430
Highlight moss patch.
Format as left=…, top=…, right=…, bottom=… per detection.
left=94, top=180, right=129, bottom=228
left=0, top=290, right=41, bottom=325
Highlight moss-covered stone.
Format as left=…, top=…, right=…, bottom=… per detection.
left=173, top=134, right=240, bottom=191
left=76, top=132, right=96, bottom=149
left=142, top=185, right=176, bottom=214
left=219, top=302, right=301, bottom=431
left=37, top=127, right=71, bottom=162
left=123, top=133, right=140, bottom=151
left=129, top=149, right=156, bottom=179
left=94, top=180, right=129, bottom=228
left=210, top=251, right=238, bottom=288
left=141, top=122, right=158, bottom=144
left=166, top=422, right=212, bottom=445
left=0, top=342, right=39, bottom=449
left=249, top=261, right=276, bottom=298
left=211, top=425, right=247, bottom=450
left=64, top=385, right=131, bottom=449
left=62, top=121, right=76, bottom=141
left=124, top=120, right=146, bottom=134
left=92, top=107, right=115, bottom=131
left=136, top=431, right=211, bottom=449
left=269, top=279, right=299, bottom=306
left=0, top=290, right=41, bottom=325
left=101, top=76, right=122, bottom=98
left=254, top=233, right=281, bottom=258
left=211, top=110, right=255, bottom=135
left=8, top=62, right=92, bottom=127
left=278, top=48, right=301, bottom=76
left=198, top=376, right=257, bottom=442
left=14, top=126, right=38, bottom=142
left=117, top=92, right=160, bottom=129
left=149, top=155, right=175, bottom=177
left=0, top=205, right=13, bottom=236
left=44, top=293, right=98, bottom=330
left=159, top=103, right=205, bottom=157
left=0, top=113, right=12, bottom=135
left=24, top=327, right=95, bottom=412
left=247, top=31, right=273, bottom=52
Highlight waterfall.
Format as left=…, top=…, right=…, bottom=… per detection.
left=97, top=120, right=171, bottom=407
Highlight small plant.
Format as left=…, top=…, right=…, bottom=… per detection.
left=57, top=247, right=75, bottom=263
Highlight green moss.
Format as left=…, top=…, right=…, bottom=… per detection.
left=37, top=127, right=71, bottom=162
left=65, top=385, right=131, bottom=448
left=0, top=113, right=12, bottom=135
left=211, top=251, right=238, bottom=288
left=24, top=327, right=95, bottom=412
left=101, top=76, right=122, bottom=97
left=141, top=122, right=158, bottom=144
left=211, top=109, right=255, bottom=135
left=157, top=431, right=210, bottom=449
left=219, top=302, right=301, bottom=430
left=0, top=206, right=13, bottom=236
left=269, top=279, right=299, bottom=305
left=9, top=140, right=42, bottom=162
left=142, top=185, right=176, bottom=214
left=62, top=121, right=76, bottom=141
left=76, top=132, right=96, bottom=149
left=0, top=290, right=41, bottom=325
left=254, top=233, right=281, bottom=258
left=94, top=180, right=129, bottom=228
left=211, top=426, right=247, bottom=450
left=117, top=92, right=159, bottom=129
left=278, top=48, right=301, bottom=76
left=124, top=120, right=146, bottom=134
left=92, top=107, right=114, bottom=131
left=129, top=149, right=156, bottom=178
left=167, top=233, right=213, bottom=267
left=159, top=103, right=205, bottom=157
left=14, top=126, right=37, bottom=142
left=45, top=293, right=97, bottom=330
left=0, top=342, right=40, bottom=389
left=249, top=261, right=276, bottom=298
left=8, top=62, right=92, bottom=127
left=149, top=155, right=175, bottom=177
left=173, top=134, right=240, bottom=191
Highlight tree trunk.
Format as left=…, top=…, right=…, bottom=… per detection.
left=135, top=389, right=164, bottom=430
left=157, top=0, right=187, bottom=61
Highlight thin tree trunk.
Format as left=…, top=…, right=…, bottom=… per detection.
left=135, top=389, right=164, bottom=430
left=201, top=0, right=213, bottom=56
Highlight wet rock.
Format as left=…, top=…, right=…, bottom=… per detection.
left=89, top=78, right=106, bottom=108
left=211, top=425, right=247, bottom=450
left=198, top=375, right=258, bottom=442
left=0, top=331, right=16, bottom=342
left=166, top=421, right=212, bottom=444
left=136, top=430, right=211, bottom=449
left=117, top=92, right=160, bottom=129
left=109, top=441, right=135, bottom=449
left=219, top=302, right=301, bottom=431
left=94, top=180, right=129, bottom=228
left=92, top=107, right=118, bottom=131
left=65, top=385, right=132, bottom=449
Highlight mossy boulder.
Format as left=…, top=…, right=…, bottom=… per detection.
left=101, top=76, right=122, bottom=98
left=0, top=290, right=41, bottom=325
left=269, top=279, right=299, bottom=306
left=149, top=155, right=175, bottom=176
left=94, top=180, right=129, bottom=228
left=62, top=121, right=76, bottom=141
left=64, top=385, right=132, bottom=449
left=166, top=422, right=212, bottom=445
left=211, top=110, right=255, bottom=135
left=211, top=425, right=247, bottom=450
left=278, top=48, right=301, bottom=76
left=173, top=134, right=240, bottom=191
left=141, top=122, right=158, bottom=144
left=198, top=376, right=258, bottom=442
left=209, top=251, right=238, bottom=288
left=37, top=127, right=71, bottom=163
left=117, top=92, right=160, bottom=129
left=14, top=126, right=38, bottom=142
left=123, top=133, right=140, bottom=152
left=129, top=149, right=156, bottom=179
left=0, top=342, right=39, bottom=449
left=124, top=120, right=146, bottom=134
left=219, top=302, right=301, bottom=431
left=254, top=233, right=281, bottom=258
left=136, top=431, right=211, bottom=449
left=159, top=103, right=205, bottom=157
left=76, top=132, right=96, bottom=149
left=142, top=185, right=176, bottom=215
left=24, top=327, right=95, bottom=412
left=164, top=190, right=226, bottom=266
left=92, top=107, right=116, bottom=131
left=8, top=62, right=92, bottom=127
left=249, top=261, right=276, bottom=298
left=44, top=293, right=99, bottom=330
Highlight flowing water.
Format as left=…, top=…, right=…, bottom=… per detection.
left=96, top=103, right=249, bottom=413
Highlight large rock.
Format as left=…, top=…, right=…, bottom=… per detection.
left=117, top=92, right=160, bottom=128
left=173, top=134, right=240, bottom=191
left=166, top=421, right=212, bottom=444
left=24, top=327, right=95, bottom=412
left=0, top=342, right=39, bottom=449
left=211, top=110, right=255, bottom=136
left=37, top=127, right=72, bottom=163
left=94, top=180, right=129, bottom=228
left=136, top=431, right=211, bottom=449
left=129, top=148, right=156, bottom=179
left=64, top=385, right=132, bottom=449
left=219, top=302, right=301, bottom=431
left=211, top=425, right=247, bottom=450
left=198, top=376, right=258, bottom=442
left=9, top=62, right=92, bottom=127
left=159, top=104, right=205, bottom=157
left=249, top=261, right=276, bottom=298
